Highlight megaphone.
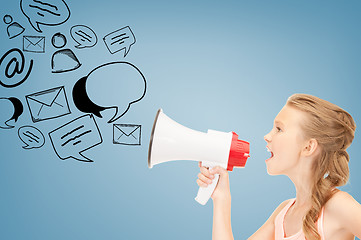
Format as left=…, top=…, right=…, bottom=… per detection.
left=148, top=109, right=250, bottom=205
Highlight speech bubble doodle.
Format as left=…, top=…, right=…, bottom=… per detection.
left=0, top=97, right=23, bottom=129
left=103, top=26, right=136, bottom=57
left=70, top=25, right=98, bottom=49
left=20, top=0, right=70, bottom=33
left=48, top=114, right=102, bottom=162
left=18, top=126, right=45, bottom=149
left=72, top=76, right=107, bottom=118
left=0, top=48, right=33, bottom=88
left=72, top=62, right=146, bottom=123
left=0, top=98, right=15, bottom=129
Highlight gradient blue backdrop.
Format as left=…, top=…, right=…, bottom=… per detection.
left=1, top=0, right=360, bottom=239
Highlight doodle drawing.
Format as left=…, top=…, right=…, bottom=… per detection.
left=51, top=32, right=81, bottom=73
left=70, top=25, right=98, bottom=49
left=0, top=48, right=33, bottom=88
left=49, top=114, right=103, bottom=162
left=25, top=86, right=71, bottom=123
left=113, top=124, right=141, bottom=145
left=0, top=97, right=23, bottom=129
left=3, top=15, right=25, bottom=39
left=20, top=0, right=70, bottom=33
left=23, top=36, right=45, bottom=53
left=72, top=62, right=146, bottom=123
left=103, top=26, right=136, bottom=57
left=18, top=126, right=45, bottom=149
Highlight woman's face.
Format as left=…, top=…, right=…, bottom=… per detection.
left=264, top=105, right=307, bottom=175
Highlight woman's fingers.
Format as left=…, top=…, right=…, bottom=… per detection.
left=196, top=179, right=208, bottom=188
left=198, top=172, right=212, bottom=185
left=197, top=161, right=216, bottom=187
left=198, top=162, right=215, bottom=179
left=197, top=163, right=231, bottom=201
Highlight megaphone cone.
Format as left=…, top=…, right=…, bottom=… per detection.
left=148, top=109, right=250, bottom=205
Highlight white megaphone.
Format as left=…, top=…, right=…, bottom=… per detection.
left=148, top=109, right=250, bottom=205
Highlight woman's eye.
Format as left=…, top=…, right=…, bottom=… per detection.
left=276, top=127, right=282, bottom=132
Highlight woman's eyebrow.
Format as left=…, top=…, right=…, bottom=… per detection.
left=274, top=120, right=285, bottom=127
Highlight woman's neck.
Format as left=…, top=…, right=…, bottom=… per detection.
left=288, top=163, right=315, bottom=209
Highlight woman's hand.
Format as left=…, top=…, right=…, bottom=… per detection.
left=197, top=162, right=233, bottom=240
left=196, top=162, right=231, bottom=202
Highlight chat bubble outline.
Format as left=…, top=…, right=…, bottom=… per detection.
left=72, top=62, right=146, bottom=124
left=89, top=62, right=146, bottom=123
left=0, top=98, right=16, bottom=129
left=72, top=76, right=108, bottom=118
left=70, top=25, right=98, bottom=49
left=103, top=26, right=136, bottom=57
left=48, top=114, right=102, bottom=162
left=18, top=126, right=45, bottom=149
left=20, top=0, right=71, bottom=33
left=0, top=97, right=23, bottom=129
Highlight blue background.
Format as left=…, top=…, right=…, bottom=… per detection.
left=1, top=0, right=361, bottom=239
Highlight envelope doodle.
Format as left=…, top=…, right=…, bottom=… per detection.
left=23, top=36, right=45, bottom=53
left=113, top=124, right=141, bottom=145
left=25, top=86, right=71, bottom=123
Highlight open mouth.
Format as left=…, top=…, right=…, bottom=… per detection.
left=266, top=146, right=274, bottom=161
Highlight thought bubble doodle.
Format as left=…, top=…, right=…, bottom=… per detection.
left=49, top=114, right=102, bottom=162
left=0, top=97, right=23, bottom=129
left=20, top=0, right=71, bottom=33
left=70, top=25, right=98, bottom=49
left=18, top=126, right=45, bottom=149
left=103, top=26, right=136, bottom=57
left=72, top=62, right=146, bottom=123
left=0, top=48, right=33, bottom=88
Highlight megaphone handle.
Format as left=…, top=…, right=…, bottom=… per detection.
left=195, top=172, right=220, bottom=205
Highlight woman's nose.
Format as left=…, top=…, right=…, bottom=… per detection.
left=264, top=131, right=271, bottom=142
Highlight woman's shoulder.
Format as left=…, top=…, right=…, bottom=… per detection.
left=275, top=198, right=294, bottom=211
left=247, top=198, right=295, bottom=239
left=273, top=198, right=294, bottom=217
left=263, top=198, right=294, bottom=225
left=324, top=190, right=359, bottom=225
left=325, top=190, right=357, bottom=213
left=323, top=190, right=361, bottom=238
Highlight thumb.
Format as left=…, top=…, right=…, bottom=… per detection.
left=210, top=166, right=228, bottom=176
left=209, top=166, right=231, bottom=201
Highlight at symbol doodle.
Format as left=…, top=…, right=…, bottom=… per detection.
left=0, top=48, right=34, bottom=88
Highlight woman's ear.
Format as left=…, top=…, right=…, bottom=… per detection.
left=302, top=138, right=319, bottom=157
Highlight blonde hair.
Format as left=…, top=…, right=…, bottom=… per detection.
left=286, top=94, right=356, bottom=240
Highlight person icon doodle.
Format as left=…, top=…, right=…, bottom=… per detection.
left=3, top=15, right=25, bottom=39
left=51, top=32, right=81, bottom=73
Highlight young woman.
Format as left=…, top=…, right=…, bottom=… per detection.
left=197, top=94, right=361, bottom=240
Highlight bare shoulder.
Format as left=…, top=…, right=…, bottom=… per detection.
left=275, top=199, right=293, bottom=214
left=325, top=190, right=360, bottom=214
left=270, top=198, right=294, bottom=222
left=324, top=190, right=361, bottom=236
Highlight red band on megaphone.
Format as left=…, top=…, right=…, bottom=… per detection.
left=227, top=132, right=250, bottom=171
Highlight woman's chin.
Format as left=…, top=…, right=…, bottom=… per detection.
left=265, top=158, right=279, bottom=175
